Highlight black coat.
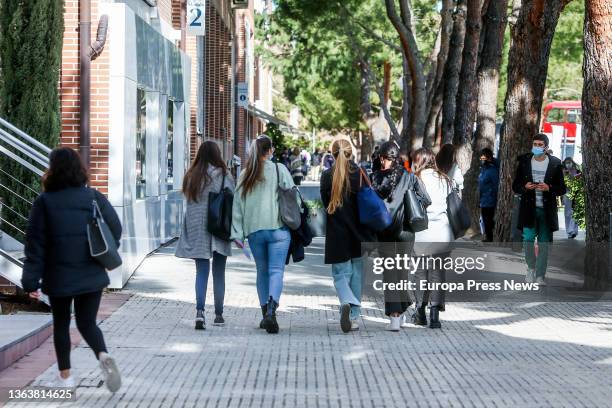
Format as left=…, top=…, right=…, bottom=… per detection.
left=512, top=153, right=566, bottom=233
left=320, top=163, right=375, bottom=264
left=21, top=186, right=122, bottom=297
left=372, top=169, right=431, bottom=243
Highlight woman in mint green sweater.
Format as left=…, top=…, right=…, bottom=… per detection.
left=231, top=135, right=294, bottom=334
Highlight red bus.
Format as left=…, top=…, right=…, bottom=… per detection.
left=541, top=100, right=582, bottom=143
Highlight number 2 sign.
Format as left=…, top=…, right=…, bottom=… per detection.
left=187, top=0, right=206, bottom=36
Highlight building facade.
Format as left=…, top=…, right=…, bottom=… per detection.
left=57, top=0, right=274, bottom=288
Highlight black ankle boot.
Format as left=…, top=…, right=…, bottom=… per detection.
left=412, top=305, right=427, bottom=326
left=429, top=305, right=441, bottom=329
left=263, top=296, right=279, bottom=334
left=259, top=305, right=267, bottom=329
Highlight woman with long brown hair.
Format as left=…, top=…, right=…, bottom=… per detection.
left=411, top=147, right=453, bottom=329
left=231, top=135, right=295, bottom=334
left=176, top=141, right=234, bottom=330
left=320, top=139, right=374, bottom=333
left=22, top=147, right=122, bottom=392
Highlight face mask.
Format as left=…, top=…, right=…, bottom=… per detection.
left=532, top=146, right=545, bottom=157
left=480, top=160, right=487, bottom=167
left=564, top=163, right=572, bottom=169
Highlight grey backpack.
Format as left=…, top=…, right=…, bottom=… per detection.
left=275, top=163, right=301, bottom=230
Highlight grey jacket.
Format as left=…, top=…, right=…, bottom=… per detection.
left=175, top=166, right=235, bottom=259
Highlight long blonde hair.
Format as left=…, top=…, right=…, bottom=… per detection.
left=327, top=139, right=353, bottom=214
left=239, top=135, right=272, bottom=199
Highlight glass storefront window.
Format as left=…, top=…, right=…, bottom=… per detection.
left=167, top=100, right=174, bottom=190
left=136, top=89, right=147, bottom=199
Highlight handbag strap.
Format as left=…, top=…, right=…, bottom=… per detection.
left=89, top=188, right=102, bottom=220
left=275, top=163, right=281, bottom=189
left=219, top=170, right=226, bottom=192
left=358, top=166, right=372, bottom=189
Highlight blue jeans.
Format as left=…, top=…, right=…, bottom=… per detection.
left=195, top=252, right=226, bottom=315
left=247, top=227, right=291, bottom=306
left=331, top=257, right=363, bottom=320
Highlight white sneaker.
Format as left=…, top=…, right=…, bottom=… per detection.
left=536, top=276, right=547, bottom=286
left=99, top=352, right=122, bottom=393
left=400, top=314, right=411, bottom=328
left=525, top=268, right=535, bottom=283
left=350, top=320, right=359, bottom=331
left=386, top=316, right=401, bottom=332
left=45, top=374, right=76, bottom=389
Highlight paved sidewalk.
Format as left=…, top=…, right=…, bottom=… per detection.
left=8, top=239, right=612, bottom=407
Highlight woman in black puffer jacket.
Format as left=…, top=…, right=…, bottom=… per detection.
left=21, top=147, right=122, bottom=392
left=371, top=142, right=430, bottom=332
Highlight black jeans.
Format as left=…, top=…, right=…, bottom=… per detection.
left=49, top=291, right=107, bottom=370
left=380, top=241, right=412, bottom=316
left=481, top=207, right=496, bottom=242
left=412, top=252, right=448, bottom=308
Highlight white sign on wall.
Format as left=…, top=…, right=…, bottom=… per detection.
left=187, top=0, right=206, bottom=36
left=237, top=82, right=249, bottom=107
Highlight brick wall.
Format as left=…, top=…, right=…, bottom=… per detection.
left=60, top=0, right=110, bottom=194
left=204, top=1, right=232, bottom=158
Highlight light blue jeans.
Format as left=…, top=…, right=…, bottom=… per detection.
left=331, top=257, right=363, bottom=320
left=247, top=227, right=291, bottom=306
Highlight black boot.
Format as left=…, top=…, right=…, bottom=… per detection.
left=263, top=297, right=279, bottom=334
left=259, top=305, right=267, bottom=329
left=429, top=305, right=441, bottom=329
left=412, top=304, right=427, bottom=326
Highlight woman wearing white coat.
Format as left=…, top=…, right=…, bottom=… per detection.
left=412, top=148, right=454, bottom=329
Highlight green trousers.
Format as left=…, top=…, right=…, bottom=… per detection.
left=523, top=207, right=552, bottom=278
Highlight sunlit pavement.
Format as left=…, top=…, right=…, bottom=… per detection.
left=13, top=238, right=612, bottom=407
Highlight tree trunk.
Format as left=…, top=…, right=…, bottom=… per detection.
left=582, top=0, right=612, bottom=289
left=494, top=0, right=573, bottom=242
left=441, top=0, right=467, bottom=145
left=453, top=0, right=487, bottom=147
left=385, top=0, right=428, bottom=152
left=463, top=0, right=509, bottom=236
left=424, top=0, right=455, bottom=149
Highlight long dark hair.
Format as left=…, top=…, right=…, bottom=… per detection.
left=239, top=135, right=272, bottom=199
left=412, top=147, right=448, bottom=181
left=182, top=141, right=227, bottom=203
left=435, top=144, right=456, bottom=175
left=42, top=147, right=88, bottom=192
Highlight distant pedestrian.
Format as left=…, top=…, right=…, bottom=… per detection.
left=231, top=135, right=295, bottom=334
left=371, top=142, right=431, bottom=331
left=562, top=157, right=581, bottom=239
left=372, top=145, right=382, bottom=173
left=290, top=147, right=304, bottom=185
left=478, top=148, right=499, bottom=242
left=412, top=147, right=454, bottom=329
left=436, top=144, right=464, bottom=194
left=176, top=141, right=234, bottom=330
left=512, top=133, right=566, bottom=285
left=300, top=148, right=311, bottom=178
left=322, top=149, right=335, bottom=171
left=310, top=148, right=322, bottom=181
left=21, top=147, right=122, bottom=392
left=320, top=139, right=375, bottom=333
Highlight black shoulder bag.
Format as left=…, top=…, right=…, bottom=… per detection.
left=87, top=190, right=122, bottom=270
left=207, top=171, right=234, bottom=241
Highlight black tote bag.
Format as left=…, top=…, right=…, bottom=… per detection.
left=87, top=192, right=122, bottom=270
left=207, top=172, right=234, bottom=241
left=404, top=186, right=429, bottom=233
left=446, top=184, right=471, bottom=239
